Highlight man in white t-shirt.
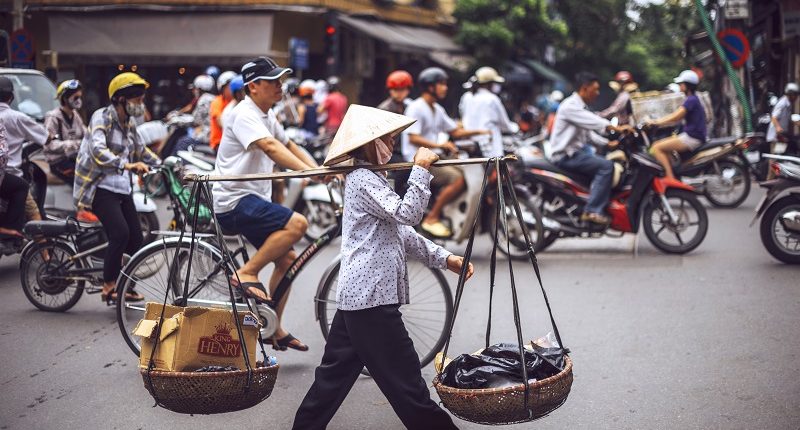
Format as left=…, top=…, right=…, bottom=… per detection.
left=214, top=57, right=321, bottom=352
left=400, top=67, right=488, bottom=238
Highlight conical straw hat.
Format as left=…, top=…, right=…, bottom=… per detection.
left=323, top=104, right=416, bottom=166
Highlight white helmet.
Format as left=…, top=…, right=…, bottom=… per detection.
left=674, top=70, right=700, bottom=85
left=217, top=71, right=237, bottom=91
left=785, top=82, right=799, bottom=94
left=475, top=66, right=505, bottom=84
left=550, top=90, right=564, bottom=102
left=192, top=75, right=214, bottom=92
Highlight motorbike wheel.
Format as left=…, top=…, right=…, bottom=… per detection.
left=20, top=240, right=85, bottom=312
left=302, top=200, right=337, bottom=242
left=703, top=158, right=751, bottom=208
left=488, top=197, right=544, bottom=260
left=642, top=189, right=708, bottom=254
left=759, top=197, right=800, bottom=264
left=139, top=212, right=160, bottom=245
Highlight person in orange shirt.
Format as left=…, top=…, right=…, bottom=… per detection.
left=209, top=71, right=237, bottom=150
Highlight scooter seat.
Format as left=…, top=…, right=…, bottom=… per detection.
left=526, top=158, right=592, bottom=187
left=23, top=220, right=80, bottom=237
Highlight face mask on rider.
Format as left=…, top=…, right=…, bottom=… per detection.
left=373, top=137, right=393, bottom=165
left=69, top=97, right=83, bottom=110
left=491, top=83, right=502, bottom=94
left=125, top=100, right=146, bottom=117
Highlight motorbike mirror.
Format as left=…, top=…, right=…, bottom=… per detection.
left=791, top=113, right=800, bottom=123
left=610, top=117, right=619, bottom=127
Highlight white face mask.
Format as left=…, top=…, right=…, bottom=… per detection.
left=373, top=137, right=393, bottom=165
left=491, top=83, right=502, bottom=94
left=125, top=101, right=145, bottom=117
left=69, top=97, right=83, bottom=110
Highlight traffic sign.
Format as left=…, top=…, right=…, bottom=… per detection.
left=289, top=37, right=309, bottom=71
left=10, top=29, right=34, bottom=62
left=717, top=28, right=750, bottom=68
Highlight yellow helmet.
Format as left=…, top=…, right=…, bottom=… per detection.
left=56, top=79, right=82, bottom=99
left=108, top=72, right=149, bottom=99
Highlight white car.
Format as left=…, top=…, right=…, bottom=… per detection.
left=0, top=67, right=58, bottom=121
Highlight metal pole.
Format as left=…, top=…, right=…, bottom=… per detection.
left=184, top=156, right=514, bottom=183
left=13, top=0, right=24, bottom=30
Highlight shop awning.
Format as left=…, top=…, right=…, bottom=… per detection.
left=338, top=15, right=461, bottom=54
left=47, top=13, right=280, bottom=65
left=520, top=59, right=568, bottom=84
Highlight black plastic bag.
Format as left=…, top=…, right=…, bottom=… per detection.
left=441, top=343, right=565, bottom=390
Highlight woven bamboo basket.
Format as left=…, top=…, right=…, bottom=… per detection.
left=140, top=364, right=279, bottom=414
left=433, top=357, right=573, bottom=425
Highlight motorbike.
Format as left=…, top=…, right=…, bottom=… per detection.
left=752, top=153, right=800, bottom=264
left=522, top=127, right=708, bottom=254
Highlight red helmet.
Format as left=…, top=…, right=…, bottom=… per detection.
left=386, top=70, right=413, bottom=90
left=614, top=71, right=634, bottom=84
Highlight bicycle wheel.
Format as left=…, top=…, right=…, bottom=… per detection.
left=316, top=258, right=453, bottom=369
left=20, top=240, right=85, bottom=312
left=116, top=238, right=231, bottom=356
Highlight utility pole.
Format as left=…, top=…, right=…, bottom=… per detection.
left=13, top=0, right=24, bottom=30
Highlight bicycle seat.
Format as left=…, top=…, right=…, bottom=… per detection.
left=526, top=157, right=592, bottom=187
left=23, top=220, right=80, bottom=237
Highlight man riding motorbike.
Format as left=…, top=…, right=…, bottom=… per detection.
left=461, top=66, right=519, bottom=157
left=548, top=72, right=632, bottom=225
left=209, top=70, right=237, bottom=151
left=44, top=79, right=86, bottom=184
left=598, top=71, right=638, bottom=125
left=645, top=70, right=707, bottom=180
left=400, top=67, right=488, bottom=238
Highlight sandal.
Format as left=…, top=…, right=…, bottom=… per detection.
left=230, top=277, right=271, bottom=304
left=101, top=290, right=145, bottom=306
left=265, top=333, right=309, bottom=352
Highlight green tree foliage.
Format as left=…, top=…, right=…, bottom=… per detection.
left=454, top=0, right=701, bottom=90
left=453, top=0, right=567, bottom=68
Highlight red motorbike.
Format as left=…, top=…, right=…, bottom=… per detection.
left=521, top=131, right=709, bottom=254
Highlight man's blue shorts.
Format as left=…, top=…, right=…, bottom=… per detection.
left=216, top=194, right=294, bottom=248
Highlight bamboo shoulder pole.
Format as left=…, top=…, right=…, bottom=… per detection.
left=183, top=155, right=516, bottom=183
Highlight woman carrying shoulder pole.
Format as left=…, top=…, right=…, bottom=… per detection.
left=293, top=106, right=473, bottom=429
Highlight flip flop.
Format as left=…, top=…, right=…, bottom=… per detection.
left=265, top=333, right=309, bottom=352
left=230, top=277, right=270, bottom=304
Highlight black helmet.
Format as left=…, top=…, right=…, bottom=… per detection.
left=417, top=67, right=448, bottom=89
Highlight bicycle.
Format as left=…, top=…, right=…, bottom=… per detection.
left=116, top=180, right=454, bottom=370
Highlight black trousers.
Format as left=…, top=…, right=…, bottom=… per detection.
left=0, top=174, right=30, bottom=231
left=293, top=304, right=457, bottom=430
left=92, top=188, right=142, bottom=283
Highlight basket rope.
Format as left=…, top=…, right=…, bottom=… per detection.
left=435, top=157, right=570, bottom=422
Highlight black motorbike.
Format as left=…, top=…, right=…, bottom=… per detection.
left=752, top=154, right=800, bottom=264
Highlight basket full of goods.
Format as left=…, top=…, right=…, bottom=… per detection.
left=134, top=182, right=278, bottom=415
left=433, top=159, right=573, bottom=425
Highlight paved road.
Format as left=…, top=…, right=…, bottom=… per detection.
left=0, top=190, right=798, bottom=429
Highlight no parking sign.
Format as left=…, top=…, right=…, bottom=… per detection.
left=717, top=28, right=750, bottom=68
left=10, top=28, right=34, bottom=69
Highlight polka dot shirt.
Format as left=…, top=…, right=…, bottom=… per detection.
left=336, top=164, right=451, bottom=311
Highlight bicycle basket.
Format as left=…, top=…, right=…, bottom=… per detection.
left=141, top=364, right=279, bottom=414
left=165, top=168, right=212, bottom=223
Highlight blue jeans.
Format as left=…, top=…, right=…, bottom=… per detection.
left=555, top=146, right=614, bottom=214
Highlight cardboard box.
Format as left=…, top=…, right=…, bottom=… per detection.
left=134, top=302, right=261, bottom=372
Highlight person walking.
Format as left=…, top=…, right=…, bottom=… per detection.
left=73, top=72, right=160, bottom=303
left=766, top=82, right=799, bottom=155
left=293, top=105, right=473, bottom=430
